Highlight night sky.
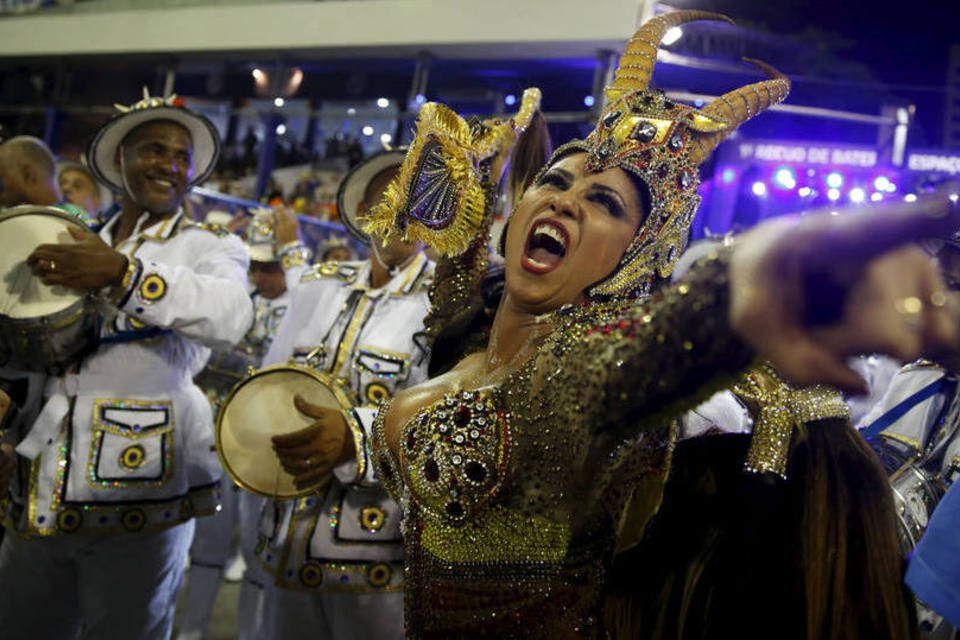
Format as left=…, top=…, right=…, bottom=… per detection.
left=672, top=0, right=959, bottom=145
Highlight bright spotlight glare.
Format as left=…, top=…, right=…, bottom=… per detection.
left=826, top=172, right=844, bottom=189
left=583, top=95, right=596, bottom=108
left=849, top=187, right=866, bottom=203
left=662, top=26, right=683, bottom=46
left=376, top=97, right=390, bottom=108
left=827, top=188, right=841, bottom=201
left=252, top=68, right=264, bottom=80
left=275, top=124, right=286, bottom=135
left=871, top=192, right=884, bottom=202
left=347, top=108, right=356, bottom=116
left=798, top=186, right=813, bottom=197
left=773, top=167, right=797, bottom=190
left=504, top=94, right=517, bottom=106
left=362, top=125, right=374, bottom=136
left=720, top=168, right=736, bottom=185
left=274, top=97, right=285, bottom=108
left=751, top=181, right=767, bottom=197
left=904, top=193, right=918, bottom=202
left=380, top=133, right=392, bottom=144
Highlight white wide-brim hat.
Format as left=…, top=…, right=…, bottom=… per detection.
left=86, top=98, right=220, bottom=193
left=336, top=150, right=405, bottom=245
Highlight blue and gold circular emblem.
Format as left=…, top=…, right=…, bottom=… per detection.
left=138, top=274, right=167, bottom=303
left=121, top=508, right=147, bottom=532
left=366, top=563, right=392, bottom=588
left=57, top=507, right=83, bottom=533
left=365, top=382, right=390, bottom=405
left=120, top=444, right=146, bottom=470
left=359, top=506, right=386, bottom=532
left=299, top=561, right=324, bottom=588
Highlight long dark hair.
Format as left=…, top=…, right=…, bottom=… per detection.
left=604, top=420, right=917, bottom=640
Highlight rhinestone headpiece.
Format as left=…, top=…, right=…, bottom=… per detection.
left=553, top=11, right=790, bottom=299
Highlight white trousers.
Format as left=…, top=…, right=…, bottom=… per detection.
left=0, top=519, right=195, bottom=640
left=264, top=587, right=404, bottom=640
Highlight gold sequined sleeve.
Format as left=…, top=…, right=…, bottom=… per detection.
left=370, top=399, right=404, bottom=500
left=539, top=250, right=754, bottom=436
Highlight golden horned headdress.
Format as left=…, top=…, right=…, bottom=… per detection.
left=553, top=10, right=790, bottom=299
left=364, top=88, right=543, bottom=256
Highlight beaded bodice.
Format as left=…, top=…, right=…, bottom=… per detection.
left=371, top=252, right=753, bottom=638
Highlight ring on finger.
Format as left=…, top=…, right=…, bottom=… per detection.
left=895, top=296, right=924, bottom=331
left=49, top=260, right=57, bottom=272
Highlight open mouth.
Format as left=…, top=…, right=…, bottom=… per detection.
left=522, top=219, right=569, bottom=274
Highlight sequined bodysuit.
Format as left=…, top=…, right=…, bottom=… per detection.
left=372, top=253, right=754, bottom=638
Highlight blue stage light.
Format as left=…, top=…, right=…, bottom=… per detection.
left=826, top=172, right=844, bottom=189
left=505, top=94, right=517, bottom=106
left=583, top=95, right=595, bottom=107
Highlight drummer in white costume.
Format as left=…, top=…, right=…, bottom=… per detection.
left=0, top=92, right=252, bottom=640
left=179, top=207, right=310, bottom=640
left=257, top=150, right=433, bottom=640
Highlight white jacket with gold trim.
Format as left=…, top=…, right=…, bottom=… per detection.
left=256, top=253, right=433, bottom=593
left=3, top=210, right=252, bottom=537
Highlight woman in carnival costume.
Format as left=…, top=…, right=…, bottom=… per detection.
left=273, top=12, right=960, bottom=638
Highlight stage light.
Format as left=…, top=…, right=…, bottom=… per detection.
left=583, top=95, right=595, bottom=107
left=904, top=193, right=918, bottom=202
left=380, top=133, right=392, bottom=144
left=376, top=97, right=390, bottom=108
left=849, top=187, right=866, bottom=203
left=773, top=167, right=797, bottom=190
left=414, top=93, right=426, bottom=105
left=871, top=192, right=884, bottom=202
left=751, top=181, right=767, bottom=197
left=275, top=124, right=286, bottom=135
left=505, top=94, right=517, bottom=106
left=663, top=26, right=683, bottom=45
left=362, top=125, right=374, bottom=136
left=830, top=211, right=839, bottom=216
left=951, top=193, right=959, bottom=203
left=720, top=167, right=736, bottom=185
left=252, top=68, right=264, bottom=80
left=274, top=97, right=285, bottom=108
left=827, top=188, right=841, bottom=201
left=826, top=172, right=844, bottom=189
left=347, top=108, right=356, bottom=116
left=798, top=186, right=813, bottom=197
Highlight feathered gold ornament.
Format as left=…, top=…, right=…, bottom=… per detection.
left=364, top=88, right=542, bottom=257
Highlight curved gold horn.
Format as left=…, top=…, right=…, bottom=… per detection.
left=688, top=58, right=791, bottom=165
left=607, top=10, right=735, bottom=102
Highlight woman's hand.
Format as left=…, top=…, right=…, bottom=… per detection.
left=271, top=395, right=355, bottom=491
left=730, top=192, right=960, bottom=393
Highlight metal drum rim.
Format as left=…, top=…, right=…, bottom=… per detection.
left=215, top=362, right=359, bottom=498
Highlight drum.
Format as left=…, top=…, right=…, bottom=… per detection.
left=0, top=205, right=99, bottom=373
left=216, top=364, right=358, bottom=498
left=872, top=434, right=950, bottom=637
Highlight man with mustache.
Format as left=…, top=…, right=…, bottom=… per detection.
left=0, top=93, right=252, bottom=640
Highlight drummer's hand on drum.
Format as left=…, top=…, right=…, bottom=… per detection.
left=0, top=444, right=15, bottom=496
left=272, top=394, right=355, bottom=490
left=730, top=190, right=960, bottom=393
left=27, top=227, right=128, bottom=291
